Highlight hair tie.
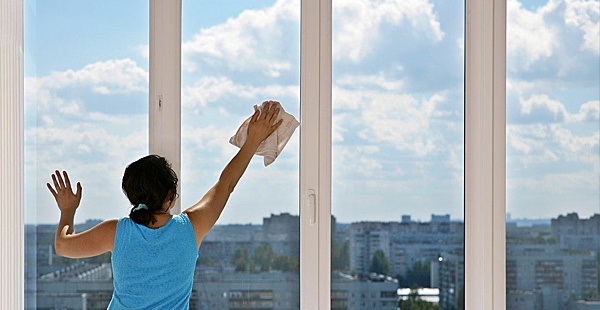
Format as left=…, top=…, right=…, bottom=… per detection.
left=133, top=203, right=148, bottom=212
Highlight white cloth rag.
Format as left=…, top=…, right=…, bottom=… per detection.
left=229, top=101, right=300, bottom=166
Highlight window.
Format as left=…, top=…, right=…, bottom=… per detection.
left=3, top=0, right=512, bottom=308
left=330, top=0, right=465, bottom=308
left=23, top=0, right=149, bottom=308
left=180, top=0, right=300, bottom=307
left=505, top=0, right=600, bottom=308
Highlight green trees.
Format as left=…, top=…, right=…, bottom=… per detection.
left=398, top=298, right=443, bottom=310
left=231, top=245, right=299, bottom=273
left=398, top=261, right=431, bottom=288
left=331, top=240, right=349, bottom=271
left=398, top=286, right=443, bottom=310
left=272, top=255, right=299, bottom=272
left=232, top=248, right=255, bottom=273
left=253, top=244, right=275, bottom=272
left=369, top=249, right=391, bottom=276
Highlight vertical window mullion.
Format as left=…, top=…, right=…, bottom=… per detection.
left=300, top=0, right=332, bottom=308
left=318, top=0, right=332, bottom=307
left=149, top=0, right=182, bottom=214
left=1, top=0, right=25, bottom=308
left=300, top=0, right=322, bottom=308
left=465, top=0, right=506, bottom=308
left=492, top=0, right=507, bottom=307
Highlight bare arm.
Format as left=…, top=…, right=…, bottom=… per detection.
left=48, top=170, right=116, bottom=258
left=183, top=101, right=283, bottom=246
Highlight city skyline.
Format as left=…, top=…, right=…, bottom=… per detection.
left=27, top=208, right=599, bottom=310
left=27, top=210, right=600, bottom=226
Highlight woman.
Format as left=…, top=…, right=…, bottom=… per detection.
left=47, top=101, right=283, bottom=309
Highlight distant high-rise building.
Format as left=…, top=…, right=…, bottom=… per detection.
left=349, top=220, right=463, bottom=276
left=350, top=222, right=392, bottom=274
left=331, top=272, right=398, bottom=310
left=551, top=213, right=600, bottom=251
left=431, top=214, right=451, bottom=223
left=438, top=249, right=464, bottom=310
left=506, top=244, right=598, bottom=310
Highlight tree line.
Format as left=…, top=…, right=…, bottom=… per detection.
left=231, top=244, right=299, bottom=273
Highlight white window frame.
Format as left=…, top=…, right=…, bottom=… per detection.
left=464, top=0, right=506, bottom=309
left=1, top=0, right=25, bottom=308
left=300, top=0, right=332, bottom=308
left=1, top=0, right=507, bottom=308
left=149, top=0, right=182, bottom=214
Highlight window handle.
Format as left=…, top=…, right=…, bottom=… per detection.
left=307, top=189, right=317, bottom=225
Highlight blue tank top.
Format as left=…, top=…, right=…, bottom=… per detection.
left=108, top=213, right=198, bottom=309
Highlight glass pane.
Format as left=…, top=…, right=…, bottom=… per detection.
left=331, top=0, right=465, bottom=309
left=506, top=0, right=600, bottom=309
left=181, top=0, right=300, bottom=309
left=24, top=1, right=149, bottom=308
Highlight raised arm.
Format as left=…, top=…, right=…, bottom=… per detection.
left=183, top=101, right=283, bottom=246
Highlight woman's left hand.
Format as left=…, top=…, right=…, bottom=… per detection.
left=47, top=170, right=82, bottom=213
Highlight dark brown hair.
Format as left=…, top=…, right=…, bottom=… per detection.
left=121, top=155, right=178, bottom=226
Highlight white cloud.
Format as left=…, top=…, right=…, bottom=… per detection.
left=333, top=0, right=444, bottom=62
left=182, top=75, right=298, bottom=113
left=507, top=0, right=600, bottom=73
left=182, top=0, right=299, bottom=76
left=518, top=94, right=600, bottom=123
left=331, top=72, right=459, bottom=157
left=520, top=94, right=570, bottom=122
left=182, top=0, right=444, bottom=73
left=552, top=124, right=599, bottom=157
left=182, top=124, right=237, bottom=158
left=564, top=0, right=600, bottom=54
left=25, top=58, right=148, bottom=113
left=332, top=114, right=348, bottom=142
left=336, top=72, right=405, bottom=91
left=356, top=91, right=448, bottom=156
left=573, top=100, right=600, bottom=122
left=36, top=58, right=147, bottom=94
left=333, top=145, right=404, bottom=180
left=508, top=123, right=599, bottom=171
left=507, top=0, right=559, bottom=69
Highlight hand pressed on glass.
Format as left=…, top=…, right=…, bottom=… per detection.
left=46, top=170, right=82, bottom=213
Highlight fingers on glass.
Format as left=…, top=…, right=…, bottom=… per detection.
left=52, top=173, right=60, bottom=190
left=47, top=183, right=58, bottom=196
left=55, top=170, right=66, bottom=189
left=63, top=171, right=72, bottom=189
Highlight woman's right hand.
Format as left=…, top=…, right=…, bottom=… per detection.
left=246, top=100, right=283, bottom=147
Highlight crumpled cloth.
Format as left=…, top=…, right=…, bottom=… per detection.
left=229, top=101, right=300, bottom=166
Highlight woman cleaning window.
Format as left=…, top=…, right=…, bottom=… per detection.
left=47, top=101, right=283, bottom=309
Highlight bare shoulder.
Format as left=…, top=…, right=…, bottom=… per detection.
left=97, top=218, right=118, bottom=231
left=90, top=219, right=118, bottom=241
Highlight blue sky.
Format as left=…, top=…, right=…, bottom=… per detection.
left=25, top=0, right=599, bottom=224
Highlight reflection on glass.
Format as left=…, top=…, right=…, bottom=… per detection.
left=506, top=0, right=600, bottom=309
left=181, top=0, right=301, bottom=309
left=25, top=1, right=149, bottom=308
left=331, top=0, right=465, bottom=309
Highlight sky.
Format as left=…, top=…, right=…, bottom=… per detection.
left=24, top=0, right=599, bottom=225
